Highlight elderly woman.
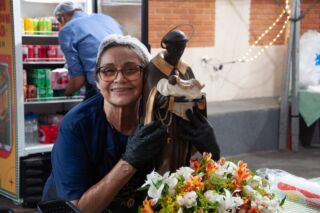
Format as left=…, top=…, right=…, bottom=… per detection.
left=42, top=35, right=166, bottom=213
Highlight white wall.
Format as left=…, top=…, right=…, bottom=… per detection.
left=152, top=0, right=287, bottom=102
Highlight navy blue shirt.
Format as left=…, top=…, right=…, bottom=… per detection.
left=43, top=94, right=151, bottom=211
left=43, top=93, right=128, bottom=200
left=59, top=11, right=123, bottom=85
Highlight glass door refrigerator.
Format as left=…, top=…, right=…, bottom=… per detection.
left=0, top=0, right=91, bottom=207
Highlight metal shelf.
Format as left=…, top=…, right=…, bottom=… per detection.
left=24, top=143, right=53, bottom=156
left=23, top=60, right=65, bottom=65
left=22, top=34, right=59, bottom=45
left=25, top=97, right=83, bottom=104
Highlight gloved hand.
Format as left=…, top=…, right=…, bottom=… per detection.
left=179, top=108, right=220, bottom=160
left=122, top=121, right=166, bottom=170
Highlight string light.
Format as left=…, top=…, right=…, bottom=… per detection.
left=210, top=0, right=292, bottom=71
left=237, top=0, right=291, bottom=63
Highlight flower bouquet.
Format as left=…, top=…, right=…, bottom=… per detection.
left=139, top=153, right=285, bottom=213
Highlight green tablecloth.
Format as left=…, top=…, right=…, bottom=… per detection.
left=281, top=177, right=320, bottom=212
left=299, top=90, right=320, bottom=127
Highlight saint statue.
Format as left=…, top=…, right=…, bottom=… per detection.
left=142, top=30, right=207, bottom=174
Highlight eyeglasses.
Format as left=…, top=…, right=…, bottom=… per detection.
left=56, top=15, right=62, bottom=24
left=97, top=64, right=143, bottom=82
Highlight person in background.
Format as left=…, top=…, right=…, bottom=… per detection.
left=53, top=1, right=123, bottom=99
left=42, top=35, right=166, bottom=213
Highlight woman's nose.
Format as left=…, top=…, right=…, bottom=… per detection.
left=113, top=70, right=127, bottom=82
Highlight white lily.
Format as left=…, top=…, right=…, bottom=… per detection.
left=216, top=161, right=237, bottom=177
left=176, top=167, right=194, bottom=181
left=147, top=183, right=165, bottom=204
left=164, top=173, right=178, bottom=196
left=218, top=189, right=244, bottom=213
left=247, top=175, right=264, bottom=189
left=204, top=190, right=224, bottom=204
left=177, top=191, right=198, bottom=208
left=140, top=170, right=167, bottom=204
left=141, top=170, right=163, bottom=188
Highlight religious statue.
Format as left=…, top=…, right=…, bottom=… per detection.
left=142, top=29, right=207, bottom=174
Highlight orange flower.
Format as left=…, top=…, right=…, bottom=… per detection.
left=191, top=159, right=202, bottom=172
left=250, top=207, right=262, bottom=213
left=202, top=152, right=212, bottom=161
left=239, top=197, right=250, bottom=211
left=231, top=179, right=242, bottom=191
left=184, top=175, right=204, bottom=192
left=205, top=161, right=219, bottom=174
left=235, top=161, right=251, bottom=182
left=141, top=199, right=154, bottom=213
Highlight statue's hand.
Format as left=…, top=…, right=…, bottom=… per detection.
left=178, top=108, right=220, bottom=161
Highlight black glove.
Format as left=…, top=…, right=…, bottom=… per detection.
left=179, top=108, right=220, bottom=160
left=122, top=121, right=166, bottom=170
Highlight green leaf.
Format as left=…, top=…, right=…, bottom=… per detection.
left=137, top=185, right=150, bottom=191
left=280, top=196, right=286, bottom=206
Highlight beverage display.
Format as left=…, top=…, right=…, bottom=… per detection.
left=25, top=112, right=63, bottom=145
left=22, top=45, right=64, bottom=62
left=23, top=17, right=60, bottom=35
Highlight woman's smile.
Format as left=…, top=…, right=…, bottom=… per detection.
left=110, top=87, right=133, bottom=94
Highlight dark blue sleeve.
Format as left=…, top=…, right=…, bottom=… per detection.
left=52, top=125, right=93, bottom=201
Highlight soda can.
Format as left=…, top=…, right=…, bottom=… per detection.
left=27, top=45, right=35, bottom=59
left=45, top=18, right=52, bottom=35
left=27, top=85, right=37, bottom=99
left=37, top=86, right=47, bottom=99
left=22, top=45, right=28, bottom=61
left=33, top=18, right=39, bottom=35
left=39, top=46, right=47, bottom=59
left=38, top=18, right=44, bottom=35
left=24, top=18, right=33, bottom=35
left=36, top=69, right=46, bottom=87
left=44, top=69, right=51, bottom=88
left=34, top=45, right=41, bottom=59
left=38, top=125, right=51, bottom=144
left=52, top=19, right=59, bottom=32
left=46, top=88, right=53, bottom=98
left=47, top=45, right=57, bottom=61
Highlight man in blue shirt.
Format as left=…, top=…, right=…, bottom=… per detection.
left=54, top=1, right=123, bottom=99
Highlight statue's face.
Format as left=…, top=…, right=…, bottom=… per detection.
left=166, top=43, right=186, bottom=64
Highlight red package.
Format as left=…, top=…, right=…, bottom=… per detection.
left=38, top=125, right=52, bottom=144
left=38, top=125, right=59, bottom=144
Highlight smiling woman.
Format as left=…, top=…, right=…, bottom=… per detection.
left=41, top=34, right=167, bottom=213
left=98, top=46, right=144, bottom=108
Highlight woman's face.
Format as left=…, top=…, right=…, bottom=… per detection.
left=98, top=46, right=143, bottom=107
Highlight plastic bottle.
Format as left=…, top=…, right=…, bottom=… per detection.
left=30, top=113, right=39, bottom=144
left=24, top=113, right=34, bottom=145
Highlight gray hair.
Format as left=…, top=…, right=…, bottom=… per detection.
left=96, top=34, right=151, bottom=73
left=53, top=1, right=83, bottom=18
left=95, top=34, right=151, bottom=89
